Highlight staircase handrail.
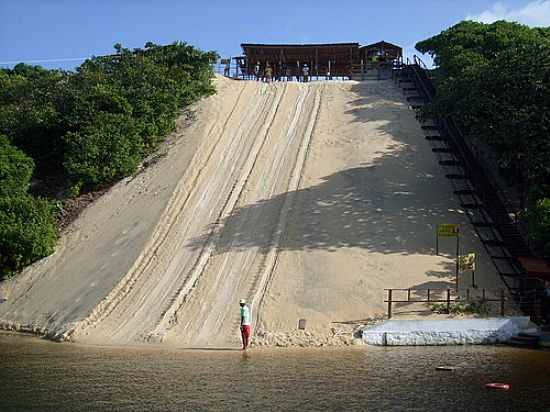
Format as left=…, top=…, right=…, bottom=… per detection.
left=413, top=54, right=429, bottom=70
left=406, top=61, right=530, bottom=254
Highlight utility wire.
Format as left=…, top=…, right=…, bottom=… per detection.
left=0, top=57, right=90, bottom=65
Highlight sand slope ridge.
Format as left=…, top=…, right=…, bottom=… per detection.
left=0, top=78, right=504, bottom=346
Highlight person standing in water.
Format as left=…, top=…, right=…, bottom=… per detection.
left=239, top=299, right=251, bottom=350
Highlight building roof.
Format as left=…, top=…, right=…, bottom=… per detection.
left=241, top=43, right=360, bottom=49
left=361, top=41, right=402, bottom=50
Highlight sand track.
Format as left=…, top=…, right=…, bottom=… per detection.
left=164, top=84, right=323, bottom=347
left=71, top=82, right=287, bottom=343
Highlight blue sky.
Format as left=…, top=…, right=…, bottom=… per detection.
left=1, top=0, right=550, bottom=69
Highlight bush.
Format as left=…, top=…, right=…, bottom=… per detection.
left=431, top=299, right=489, bottom=315
left=0, top=135, right=34, bottom=197
left=527, top=198, right=550, bottom=255
left=63, top=113, right=144, bottom=187
left=0, top=195, right=58, bottom=277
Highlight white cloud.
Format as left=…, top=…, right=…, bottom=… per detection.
left=466, top=0, right=550, bottom=26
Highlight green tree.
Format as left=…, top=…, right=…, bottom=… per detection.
left=416, top=21, right=550, bottom=256
left=63, top=112, right=144, bottom=189
left=0, top=195, right=58, bottom=277
left=0, top=135, right=35, bottom=197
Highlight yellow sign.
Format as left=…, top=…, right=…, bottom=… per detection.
left=437, top=224, right=459, bottom=237
left=458, top=253, right=476, bottom=272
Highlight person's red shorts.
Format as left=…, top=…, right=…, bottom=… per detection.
left=241, top=325, right=251, bottom=339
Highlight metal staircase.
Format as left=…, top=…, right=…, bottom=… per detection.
left=392, top=56, right=544, bottom=320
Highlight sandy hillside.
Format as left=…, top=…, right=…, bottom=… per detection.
left=0, top=77, right=504, bottom=346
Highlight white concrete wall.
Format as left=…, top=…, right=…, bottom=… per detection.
left=362, top=317, right=530, bottom=346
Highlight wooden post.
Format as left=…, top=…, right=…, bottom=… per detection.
left=500, top=289, right=505, bottom=316
left=446, top=289, right=451, bottom=314
left=455, top=229, right=460, bottom=290
left=466, top=288, right=470, bottom=302
left=315, top=48, right=319, bottom=80
left=387, top=289, right=393, bottom=319
left=407, top=289, right=411, bottom=302
left=349, top=46, right=353, bottom=80
left=427, top=289, right=430, bottom=302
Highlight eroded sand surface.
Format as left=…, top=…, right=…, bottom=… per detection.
left=0, top=78, right=504, bottom=346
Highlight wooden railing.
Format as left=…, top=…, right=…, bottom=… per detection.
left=384, top=288, right=543, bottom=319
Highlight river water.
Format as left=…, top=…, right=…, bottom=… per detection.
left=0, top=332, right=549, bottom=411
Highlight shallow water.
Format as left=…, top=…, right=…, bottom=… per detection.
left=0, top=332, right=549, bottom=411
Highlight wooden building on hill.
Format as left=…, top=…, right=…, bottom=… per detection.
left=360, top=41, right=402, bottom=62
left=236, top=41, right=402, bottom=80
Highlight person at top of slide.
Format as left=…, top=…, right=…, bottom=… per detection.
left=239, top=299, right=251, bottom=350
left=302, top=64, right=309, bottom=83
left=264, top=64, right=273, bottom=83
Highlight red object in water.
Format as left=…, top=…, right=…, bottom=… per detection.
left=486, top=383, right=510, bottom=390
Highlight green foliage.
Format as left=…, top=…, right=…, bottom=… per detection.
left=0, top=41, right=217, bottom=192
left=431, top=299, right=489, bottom=315
left=0, top=41, right=217, bottom=276
left=63, top=113, right=143, bottom=186
left=0, top=135, right=34, bottom=197
left=416, top=20, right=541, bottom=77
left=0, top=195, right=58, bottom=277
left=527, top=198, right=550, bottom=255
left=0, top=65, right=68, bottom=167
left=416, top=21, right=550, bottom=256
left=0, top=133, right=58, bottom=277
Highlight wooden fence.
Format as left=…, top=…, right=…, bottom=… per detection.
left=384, top=288, right=543, bottom=319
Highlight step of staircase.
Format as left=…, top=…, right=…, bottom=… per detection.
left=440, top=160, right=462, bottom=166
left=454, top=189, right=476, bottom=195
left=472, top=221, right=494, bottom=227
left=499, top=272, right=523, bottom=277
left=432, top=147, right=454, bottom=153
left=446, top=174, right=468, bottom=180
left=421, top=125, right=439, bottom=131
left=483, top=239, right=507, bottom=247
left=518, top=332, right=543, bottom=338
left=461, top=203, right=484, bottom=209
left=503, top=336, right=539, bottom=347
left=425, top=135, right=447, bottom=141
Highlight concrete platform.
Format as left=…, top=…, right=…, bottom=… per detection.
left=362, top=317, right=531, bottom=346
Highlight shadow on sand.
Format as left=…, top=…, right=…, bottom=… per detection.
left=187, top=81, right=461, bottom=267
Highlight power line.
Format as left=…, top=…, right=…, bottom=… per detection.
left=0, top=57, right=89, bottom=65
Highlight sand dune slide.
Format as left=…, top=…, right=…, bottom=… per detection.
left=0, top=77, right=503, bottom=346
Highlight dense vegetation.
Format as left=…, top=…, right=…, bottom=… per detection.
left=416, top=21, right=550, bottom=256
left=0, top=42, right=217, bottom=277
